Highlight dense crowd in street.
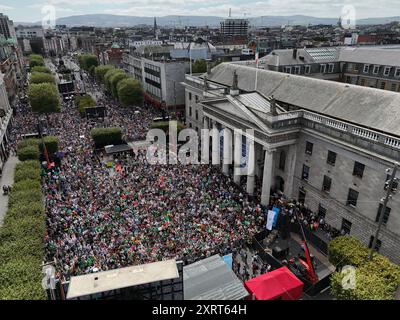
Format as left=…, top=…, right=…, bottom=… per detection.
left=10, top=65, right=266, bottom=281
left=7, top=59, right=342, bottom=283
left=267, top=196, right=341, bottom=241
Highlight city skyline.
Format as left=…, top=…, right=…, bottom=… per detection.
left=1, top=0, right=400, bottom=23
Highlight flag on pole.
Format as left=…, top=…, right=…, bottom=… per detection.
left=266, top=210, right=275, bottom=231
left=255, top=44, right=260, bottom=67
left=254, top=42, right=260, bottom=91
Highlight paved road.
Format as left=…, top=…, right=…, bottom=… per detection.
left=0, top=156, right=19, bottom=226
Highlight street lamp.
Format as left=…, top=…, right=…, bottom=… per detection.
left=369, top=162, right=399, bottom=260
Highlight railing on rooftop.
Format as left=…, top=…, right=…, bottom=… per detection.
left=268, top=109, right=400, bottom=153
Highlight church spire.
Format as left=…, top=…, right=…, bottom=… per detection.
left=154, top=17, right=158, bottom=39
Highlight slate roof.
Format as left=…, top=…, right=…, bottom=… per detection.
left=207, top=63, right=400, bottom=135
left=260, top=46, right=400, bottom=67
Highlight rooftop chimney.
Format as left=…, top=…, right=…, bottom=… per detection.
left=203, top=75, right=209, bottom=90
left=269, top=95, right=277, bottom=116
left=230, top=70, right=240, bottom=96
left=293, top=48, right=297, bottom=59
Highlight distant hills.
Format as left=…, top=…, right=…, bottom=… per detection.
left=16, top=14, right=400, bottom=28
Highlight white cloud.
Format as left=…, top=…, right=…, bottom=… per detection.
left=16, top=0, right=400, bottom=21
left=0, top=5, right=14, bottom=10
left=101, top=0, right=400, bottom=19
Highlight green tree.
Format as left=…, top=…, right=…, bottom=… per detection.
left=90, top=127, right=122, bottom=148
left=30, top=66, right=51, bottom=74
left=192, top=59, right=207, bottom=73
left=75, top=94, right=97, bottom=115
left=104, top=69, right=123, bottom=93
left=29, top=54, right=45, bottom=68
left=28, top=83, right=60, bottom=115
left=110, top=71, right=129, bottom=98
left=95, top=65, right=115, bottom=83
left=117, top=78, right=144, bottom=107
left=78, top=54, right=98, bottom=74
left=328, top=236, right=400, bottom=300
left=29, top=72, right=55, bottom=85
left=17, top=145, right=40, bottom=161
left=0, top=159, right=46, bottom=300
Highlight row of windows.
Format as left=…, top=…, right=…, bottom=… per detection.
left=284, top=63, right=335, bottom=75
left=305, top=142, right=365, bottom=178
left=188, top=106, right=199, bottom=120
left=188, top=92, right=199, bottom=103
left=284, top=66, right=309, bottom=75
left=145, top=72, right=160, bottom=84
left=144, top=63, right=160, bottom=73
left=301, top=170, right=391, bottom=223
left=361, top=64, right=400, bottom=77
left=352, top=77, right=400, bottom=91
left=302, top=141, right=394, bottom=226
left=145, top=83, right=161, bottom=99
left=299, top=191, right=383, bottom=251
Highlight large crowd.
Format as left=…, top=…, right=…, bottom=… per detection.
left=9, top=60, right=341, bottom=283
left=10, top=64, right=266, bottom=281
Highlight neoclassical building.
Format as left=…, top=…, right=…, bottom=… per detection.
left=183, top=63, right=400, bottom=264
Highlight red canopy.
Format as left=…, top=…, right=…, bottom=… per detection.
left=244, top=266, right=304, bottom=300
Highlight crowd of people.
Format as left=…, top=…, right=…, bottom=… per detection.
left=10, top=64, right=267, bottom=281
left=232, top=248, right=272, bottom=282
left=8, top=59, right=341, bottom=283
left=267, top=196, right=341, bottom=241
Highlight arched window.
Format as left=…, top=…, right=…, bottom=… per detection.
left=279, top=151, right=286, bottom=171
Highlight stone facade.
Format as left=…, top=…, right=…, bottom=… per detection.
left=183, top=70, right=400, bottom=264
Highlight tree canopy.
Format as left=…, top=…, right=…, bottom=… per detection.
left=95, top=65, right=115, bottom=83
left=28, top=83, right=60, bottom=114
left=192, top=59, right=207, bottom=73
left=90, top=127, right=122, bottom=148
left=75, top=94, right=97, bottom=115
left=78, top=54, right=98, bottom=74
left=30, top=66, right=51, bottom=74
left=0, top=158, right=46, bottom=300
left=117, top=78, right=144, bottom=107
left=29, top=54, right=45, bottom=68
left=104, top=69, right=123, bottom=92
left=110, top=71, right=129, bottom=98
left=329, top=236, right=400, bottom=300
left=29, top=72, right=55, bottom=85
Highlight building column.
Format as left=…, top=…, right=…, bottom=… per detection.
left=261, top=148, right=275, bottom=206
left=211, top=121, right=220, bottom=165
left=246, top=140, right=255, bottom=195
left=203, top=116, right=209, bottom=129
left=285, top=144, right=297, bottom=198
left=233, top=130, right=242, bottom=184
left=201, top=117, right=209, bottom=164
left=222, top=128, right=232, bottom=175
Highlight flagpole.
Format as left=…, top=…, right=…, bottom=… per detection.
left=254, top=40, right=259, bottom=91
left=189, top=42, right=192, bottom=75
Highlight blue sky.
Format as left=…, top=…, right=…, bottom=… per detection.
left=1, top=0, right=399, bottom=22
